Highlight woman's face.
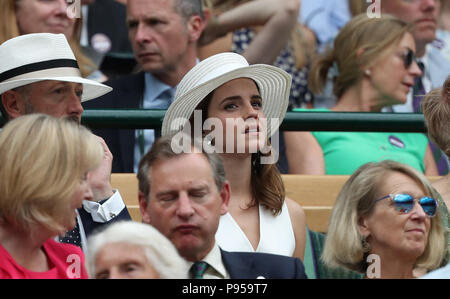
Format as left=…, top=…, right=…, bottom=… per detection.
left=369, top=32, right=422, bottom=106
left=15, top=0, right=76, bottom=39
left=206, top=78, right=266, bottom=154
left=65, top=173, right=92, bottom=230
left=358, top=171, right=431, bottom=263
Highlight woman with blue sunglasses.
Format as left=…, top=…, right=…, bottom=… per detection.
left=322, top=160, right=446, bottom=279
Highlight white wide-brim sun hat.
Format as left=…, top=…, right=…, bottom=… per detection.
left=161, top=52, right=292, bottom=137
left=0, top=33, right=112, bottom=101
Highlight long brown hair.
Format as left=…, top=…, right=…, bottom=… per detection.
left=0, top=0, right=96, bottom=78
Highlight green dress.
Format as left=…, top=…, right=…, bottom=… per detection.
left=293, top=108, right=429, bottom=175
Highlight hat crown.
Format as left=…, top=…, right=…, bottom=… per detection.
left=174, top=52, right=249, bottom=100
left=0, top=33, right=76, bottom=74
left=162, top=52, right=292, bottom=137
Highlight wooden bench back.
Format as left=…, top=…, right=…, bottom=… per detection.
left=111, top=174, right=440, bottom=232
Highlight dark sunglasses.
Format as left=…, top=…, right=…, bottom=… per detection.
left=398, top=48, right=418, bottom=69
left=375, top=193, right=438, bottom=217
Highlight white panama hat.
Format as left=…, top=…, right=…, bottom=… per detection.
left=161, top=52, right=292, bottom=137
left=0, top=33, right=112, bottom=101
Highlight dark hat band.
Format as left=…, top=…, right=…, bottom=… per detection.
left=0, top=59, right=79, bottom=83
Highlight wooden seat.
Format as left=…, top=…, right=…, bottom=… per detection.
left=112, top=174, right=441, bottom=233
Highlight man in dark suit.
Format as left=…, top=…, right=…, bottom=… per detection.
left=137, top=134, right=307, bottom=279
left=83, top=0, right=206, bottom=173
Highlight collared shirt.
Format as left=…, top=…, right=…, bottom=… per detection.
left=56, top=190, right=126, bottom=252
left=82, top=189, right=125, bottom=223
left=189, top=243, right=230, bottom=279
left=133, top=73, right=176, bottom=172
left=80, top=189, right=125, bottom=252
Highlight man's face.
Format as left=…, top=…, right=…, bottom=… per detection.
left=12, top=80, right=84, bottom=123
left=381, top=0, right=439, bottom=46
left=139, top=153, right=230, bottom=262
left=127, top=0, right=192, bottom=75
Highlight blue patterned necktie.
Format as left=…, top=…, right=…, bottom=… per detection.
left=412, top=62, right=426, bottom=113
left=59, top=219, right=82, bottom=248
left=190, top=261, right=209, bottom=279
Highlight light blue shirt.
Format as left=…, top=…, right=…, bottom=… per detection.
left=133, top=73, right=175, bottom=172
left=299, top=0, right=351, bottom=53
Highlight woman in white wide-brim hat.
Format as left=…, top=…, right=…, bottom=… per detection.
left=162, top=52, right=306, bottom=261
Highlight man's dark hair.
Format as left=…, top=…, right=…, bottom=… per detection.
left=137, top=133, right=226, bottom=201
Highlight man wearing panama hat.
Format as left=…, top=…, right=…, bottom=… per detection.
left=0, top=33, right=131, bottom=251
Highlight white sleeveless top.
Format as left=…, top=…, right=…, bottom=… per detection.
left=215, top=201, right=295, bottom=257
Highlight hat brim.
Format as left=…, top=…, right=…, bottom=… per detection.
left=162, top=64, right=291, bottom=137
left=0, top=76, right=112, bottom=102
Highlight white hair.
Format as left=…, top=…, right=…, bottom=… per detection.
left=86, top=221, right=189, bottom=279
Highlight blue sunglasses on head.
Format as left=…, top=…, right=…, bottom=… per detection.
left=375, top=193, right=438, bottom=217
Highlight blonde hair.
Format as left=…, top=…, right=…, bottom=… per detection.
left=423, top=76, right=450, bottom=158
left=309, top=14, right=411, bottom=98
left=0, top=0, right=96, bottom=78
left=0, top=114, right=103, bottom=235
left=322, top=160, right=446, bottom=273
left=87, top=221, right=190, bottom=279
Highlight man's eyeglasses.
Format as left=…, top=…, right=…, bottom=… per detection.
left=375, top=193, right=438, bottom=217
left=397, top=48, right=418, bottom=70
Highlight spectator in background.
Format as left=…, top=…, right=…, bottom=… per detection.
left=137, top=134, right=307, bottom=278
left=381, top=0, right=450, bottom=176
left=199, top=0, right=315, bottom=110
left=432, top=0, right=450, bottom=61
left=79, top=0, right=136, bottom=79
left=86, top=221, right=189, bottom=279
left=284, top=15, right=438, bottom=176
left=0, top=0, right=104, bottom=81
left=83, top=0, right=206, bottom=173
left=0, top=114, right=103, bottom=278
left=421, top=262, right=450, bottom=278
left=161, top=53, right=307, bottom=262
left=381, top=0, right=450, bottom=114
left=322, top=160, right=446, bottom=278
left=422, top=76, right=450, bottom=266
left=423, top=76, right=450, bottom=209
left=0, top=33, right=131, bottom=251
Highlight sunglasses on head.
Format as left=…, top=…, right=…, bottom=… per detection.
left=398, top=48, right=418, bottom=70
left=375, top=193, right=438, bottom=217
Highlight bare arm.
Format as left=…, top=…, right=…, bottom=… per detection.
left=285, top=197, right=306, bottom=261
left=284, top=131, right=325, bottom=174
left=424, top=144, right=439, bottom=176
left=199, top=0, right=301, bottom=65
